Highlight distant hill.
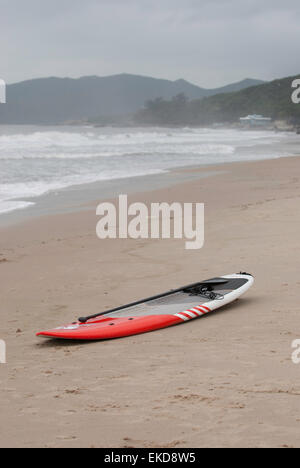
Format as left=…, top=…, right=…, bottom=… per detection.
left=204, top=78, right=266, bottom=96
left=0, top=74, right=264, bottom=125
left=136, top=74, right=300, bottom=126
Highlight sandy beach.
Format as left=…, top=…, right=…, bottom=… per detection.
left=1, top=155, right=300, bottom=448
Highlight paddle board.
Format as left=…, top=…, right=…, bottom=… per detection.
left=37, top=273, right=254, bottom=340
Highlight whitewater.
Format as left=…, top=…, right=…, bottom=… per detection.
left=0, top=125, right=299, bottom=214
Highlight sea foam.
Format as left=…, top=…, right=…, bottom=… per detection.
left=0, top=126, right=296, bottom=215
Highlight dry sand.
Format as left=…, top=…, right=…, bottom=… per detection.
left=0, top=156, right=300, bottom=448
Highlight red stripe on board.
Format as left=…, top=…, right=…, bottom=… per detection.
left=187, top=309, right=200, bottom=316
left=180, top=312, right=192, bottom=319
left=201, top=305, right=211, bottom=312
left=194, top=306, right=207, bottom=314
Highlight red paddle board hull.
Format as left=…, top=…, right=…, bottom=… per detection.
left=37, top=274, right=254, bottom=340
left=37, top=315, right=182, bottom=340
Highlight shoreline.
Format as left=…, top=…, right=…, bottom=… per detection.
left=1, top=124, right=300, bottom=226
left=1, top=155, right=300, bottom=448
left=1, top=152, right=299, bottom=228
left=0, top=165, right=225, bottom=227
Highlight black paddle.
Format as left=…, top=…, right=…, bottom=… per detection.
left=78, top=278, right=229, bottom=323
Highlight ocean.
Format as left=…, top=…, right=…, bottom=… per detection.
left=0, top=125, right=299, bottom=215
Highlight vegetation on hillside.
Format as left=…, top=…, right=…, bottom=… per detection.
left=135, top=75, right=300, bottom=126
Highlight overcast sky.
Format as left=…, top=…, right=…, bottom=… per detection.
left=1, top=0, right=300, bottom=88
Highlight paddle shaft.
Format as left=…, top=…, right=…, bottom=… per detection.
left=78, top=281, right=206, bottom=323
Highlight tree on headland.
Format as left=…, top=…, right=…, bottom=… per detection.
left=135, top=75, right=300, bottom=127
left=136, top=93, right=189, bottom=125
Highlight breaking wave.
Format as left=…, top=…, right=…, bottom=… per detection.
left=0, top=126, right=295, bottom=214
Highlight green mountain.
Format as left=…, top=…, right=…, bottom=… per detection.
left=203, top=78, right=266, bottom=96
left=136, top=74, right=300, bottom=126
left=0, top=74, right=264, bottom=125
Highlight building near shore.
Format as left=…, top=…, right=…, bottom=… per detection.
left=240, top=114, right=272, bottom=127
